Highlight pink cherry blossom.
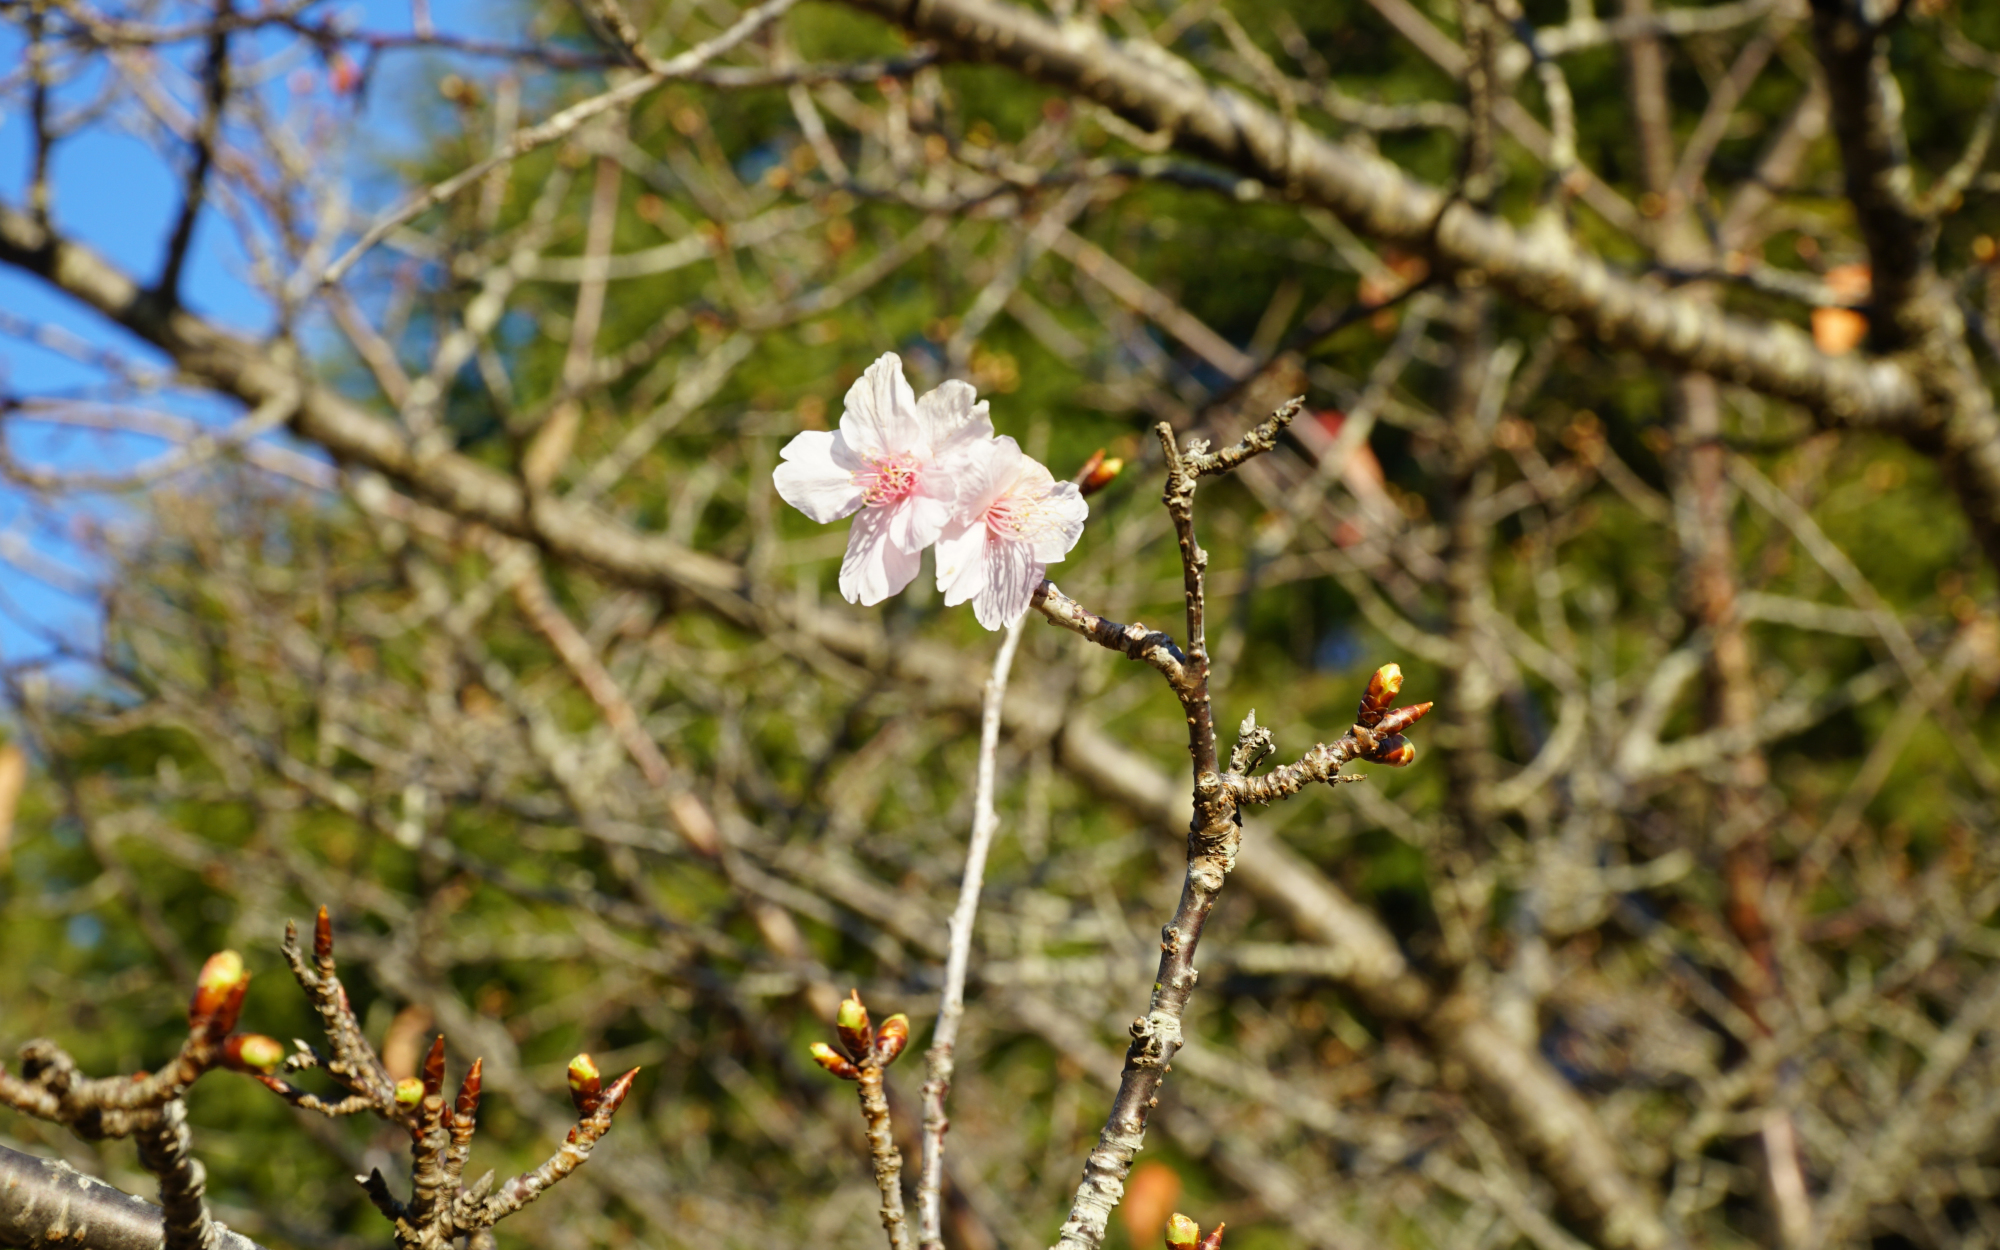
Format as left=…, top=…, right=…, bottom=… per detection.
left=773, top=353, right=992, bottom=605
left=934, top=436, right=1088, bottom=630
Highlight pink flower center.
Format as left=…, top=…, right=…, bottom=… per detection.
left=985, top=487, right=1053, bottom=539
left=857, top=452, right=921, bottom=507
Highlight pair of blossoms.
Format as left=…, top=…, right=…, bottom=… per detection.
left=774, top=353, right=1087, bottom=630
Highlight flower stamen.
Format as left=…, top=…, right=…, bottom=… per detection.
left=858, top=453, right=921, bottom=507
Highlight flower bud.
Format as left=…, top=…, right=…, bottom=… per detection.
left=223, top=1034, right=286, bottom=1074
left=456, top=1058, right=484, bottom=1121
left=313, top=906, right=333, bottom=962
left=1357, top=663, right=1403, bottom=727
left=1198, top=1223, right=1227, bottom=1250
left=836, top=990, right=873, bottom=1060
left=1368, top=734, right=1416, bottom=767
left=1078, top=449, right=1124, bottom=496
left=599, top=1067, right=639, bottom=1117
left=422, top=1035, right=447, bottom=1098
left=190, top=951, right=250, bottom=1036
left=810, top=1041, right=860, bottom=1080
left=1372, top=700, right=1433, bottom=737
left=1166, top=1214, right=1201, bottom=1250
left=568, top=1053, right=603, bottom=1113
left=875, top=1014, right=911, bottom=1065
left=394, top=1077, right=424, bottom=1106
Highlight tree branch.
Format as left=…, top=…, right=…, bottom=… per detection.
left=832, top=0, right=1917, bottom=427
left=917, top=612, right=1029, bottom=1250
left=155, top=5, right=230, bottom=303
left=0, top=1145, right=266, bottom=1250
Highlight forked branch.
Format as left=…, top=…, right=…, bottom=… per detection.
left=0, top=910, right=637, bottom=1250
left=1017, top=400, right=1431, bottom=1250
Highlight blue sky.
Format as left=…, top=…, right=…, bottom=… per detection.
left=0, top=0, right=518, bottom=681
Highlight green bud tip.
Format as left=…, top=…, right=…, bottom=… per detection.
left=837, top=995, right=868, bottom=1032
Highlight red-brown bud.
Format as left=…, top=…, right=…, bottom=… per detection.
left=456, top=1058, right=484, bottom=1121
left=1368, top=734, right=1416, bottom=767
left=1077, top=449, right=1124, bottom=496
left=313, top=906, right=333, bottom=962
left=810, top=1041, right=861, bottom=1080
left=1197, top=1223, right=1227, bottom=1250
left=1357, top=663, right=1403, bottom=727
left=393, top=1077, right=424, bottom=1106
left=874, top=1014, right=910, bottom=1065
left=599, top=1067, right=638, bottom=1118
left=1372, top=701, right=1433, bottom=737
left=422, top=1035, right=447, bottom=1098
left=222, top=1034, right=286, bottom=1074
left=568, top=1053, right=603, bottom=1114
left=1166, top=1213, right=1201, bottom=1250
left=190, top=951, right=250, bottom=1036
left=836, top=989, right=873, bottom=1060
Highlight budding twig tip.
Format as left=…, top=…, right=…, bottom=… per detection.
left=423, top=1035, right=447, bottom=1093
left=810, top=1040, right=861, bottom=1080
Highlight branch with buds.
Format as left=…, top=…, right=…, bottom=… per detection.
left=811, top=990, right=915, bottom=1250
left=0, top=909, right=638, bottom=1250
left=253, top=908, right=639, bottom=1248
left=1022, top=400, right=1430, bottom=1250
left=790, top=391, right=1433, bottom=1250
left=0, top=948, right=272, bottom=1250
left=1166, top=1213, right=1226, bottom=1250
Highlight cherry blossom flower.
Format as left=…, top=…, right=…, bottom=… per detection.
left=773, top=353, right=993, bottom=605
left=935, top=435, right=1088, bottom=630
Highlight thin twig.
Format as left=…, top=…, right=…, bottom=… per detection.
left=1047, top=403, right=1331, bottom=1250
left=318, top=0, right=798, bottom=286
left=916, top=611, right=1029, bottom=1250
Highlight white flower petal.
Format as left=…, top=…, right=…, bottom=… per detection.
left=839, top=353, right=920, bottom=458
left=773, top=430, right=863, bottom=523
left=934, top=520, right=987, bottom=604
left=952, top=434, right=1023, bottom=520
left=1029, top=481, right=1089, bottom=563
left=893, top=492, right=953, bottom=552
left=973, top=536, right=1039, bottom=630
left=917, top=379, right=993, bottom=454
left=1009, top=454, right=1056, bottom=495
left=839, top=507, right=923, bottom=606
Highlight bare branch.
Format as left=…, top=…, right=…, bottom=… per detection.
left=0, top=1145, right=266, bottom=1250
left=917, top=613, right=1028, bottom=1250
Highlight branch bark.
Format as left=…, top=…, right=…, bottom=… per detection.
left=0, top=1145, right=265, bottom=1250
left=916, top=612, right=1028, bottom=1250
left=832, top=0, right=1914, bottom=426
left=826, top=0, right=2000, bottom=575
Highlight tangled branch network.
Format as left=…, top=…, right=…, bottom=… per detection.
left=0, top=910, right=635, bottom=1250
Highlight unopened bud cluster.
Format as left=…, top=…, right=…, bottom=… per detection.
left=1076, top=447, right=1125, bottom=496
left=1354, top=663, right=1431, bottom=767
left=568, top=1053, right=604, bottom=1113
left=1166, top=1212, right=1226, bottom=1250
left=189, top=950, right=298, bottom=1078
left=810, top=990, right=910, bottom=1080
left=558, top=1051, right=637, bottom=1140
left=190, top=950, right=251, bottom=1039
